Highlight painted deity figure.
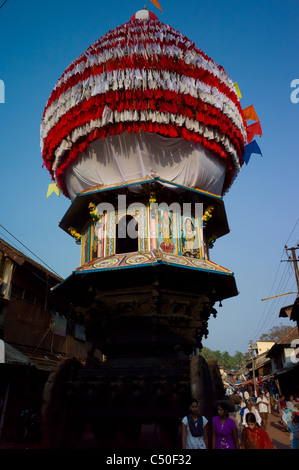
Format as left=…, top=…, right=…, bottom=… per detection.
left=181, top=216, right=200, bottom=258
left=158, top=209, right=174, bottom=253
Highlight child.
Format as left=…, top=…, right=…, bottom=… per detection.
left=289, top=413, right=299, bottom=449
left=241, top=413, right=275, bottom=449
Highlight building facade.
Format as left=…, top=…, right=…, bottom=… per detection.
left=0, top=238, right=90, bottom=441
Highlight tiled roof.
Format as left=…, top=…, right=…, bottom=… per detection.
left=266, top=326, right=299, bottom=358
left=276, top=326, right=299, bottom=345
left=0, top=238, right=62, bottom=283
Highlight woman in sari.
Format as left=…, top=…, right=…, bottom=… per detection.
left=241, top=413, right=275, bottom=449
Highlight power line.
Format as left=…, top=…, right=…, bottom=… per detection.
left=250, top=253, right=288, bottom=340
left=260, top=292, right=297, bottom=336
left=253, top=264, right=295, bottom=340
left=285, top=217, right=299, bottom=245
left=249, top=218, right=299, bottom=341
left=0, top=1, right=8, bottom=9
left=283, top=245, right=299, bottom=292
left=259, top=292, right=294, bottom=335
left=0, top=223, right=61, bottom=277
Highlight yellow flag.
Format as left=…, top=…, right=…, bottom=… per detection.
left=150, top=0, right=162, bottom=13
left=46, top=183, right=61, bottom=198
left=233, top=82, right=242, bottom=99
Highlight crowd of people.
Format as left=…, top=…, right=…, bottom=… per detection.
left=236, top=388, right=299, bottom=449
left=278, top=394, right=299, bottom=449
left=181, top=389, right=299, bottom=450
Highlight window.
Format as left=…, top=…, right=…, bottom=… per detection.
left=10, top=283, right=24, bottom=299
left=116, top=215, right=139, bottom=254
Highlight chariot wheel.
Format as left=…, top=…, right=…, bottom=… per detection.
left=91, top=418, right=142, bottom=449
left=41, top=357, right=85, bottom=448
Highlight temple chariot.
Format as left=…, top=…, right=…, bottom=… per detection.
left=40, top=8, right=249, bottom=448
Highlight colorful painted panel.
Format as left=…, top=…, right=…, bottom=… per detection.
left=138, top=205, right=149, bottom=252
left=157, top=207, right=179, bottom=254
left=76, top=251, right=234, bottom=276
left=96, top=213, right=105, bottom=259
left=81, top=225, right=90, bottom=265
left=106, top=210, right=115, bottom=256
left=80, top=222, right=99, bottom=265
left=180, top=214, right=202, bottom=259
left=81, top=202, right=206, bottom=263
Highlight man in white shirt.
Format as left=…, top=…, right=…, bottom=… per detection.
left=256, top=390, right=269, bottom=429
left=242, top=400, right=262, bottom=428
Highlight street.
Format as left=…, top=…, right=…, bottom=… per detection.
left=0, top=409, right=292, bottom=450
left=261, top=412, right=292, bottom=449
left=235, top=410, right=292, bottom=450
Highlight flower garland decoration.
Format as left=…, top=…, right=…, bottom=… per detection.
left=88, top=202, right=101, bottom=222
left=41, top=13, right=247, bottom=199
left=68, top=226, right=81, bottom=244
left=202, top=206, right=214, bottom=227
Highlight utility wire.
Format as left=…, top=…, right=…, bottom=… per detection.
left=264, top=283, right=297, bottom=333
left=0, top=223, right=61, bottom=277
left=250, top=248, right=287, bottom=340
left=253, top=263, right=295, bottom=340
left=285, top=217, right=299, bottom=245
left=0, top=1, right=8, bottom=9
left=249, top=217, right=299, bottom=341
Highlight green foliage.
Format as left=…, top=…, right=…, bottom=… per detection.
left=258, top=324, right=293, bottom=342
left=200, top=324, right=293, bottom=370
left=200, top=347, right=249, bottom=370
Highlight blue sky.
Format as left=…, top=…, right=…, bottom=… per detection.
left=0, top=0, right=298, bottom=355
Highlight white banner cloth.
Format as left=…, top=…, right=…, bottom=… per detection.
left=65, top=131, right=226, bottom=200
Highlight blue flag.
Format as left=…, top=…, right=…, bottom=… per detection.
left=243, top=140, right=263, bottom=165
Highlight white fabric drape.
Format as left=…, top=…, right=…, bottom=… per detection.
left=65, top=131, right=226, bottom=200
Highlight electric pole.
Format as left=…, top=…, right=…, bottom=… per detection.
left=261, top=245, right=299, bottom=301
left=283, top=245, right=299, bottom=294
left=249, top=342, right=257, bottom=397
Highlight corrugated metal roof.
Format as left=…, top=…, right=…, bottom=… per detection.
left=2, top=342, right=31, bottom=365
left=10, top=344, right=69, bottom=371
left=0, top=342, right=70, bottom=371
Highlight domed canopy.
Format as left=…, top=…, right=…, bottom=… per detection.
left=41, top=10, right=247, bottom=199
left=130, top=9, right=159, bottom=21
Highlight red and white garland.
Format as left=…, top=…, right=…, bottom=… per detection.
left=41, top=14, right=247, bottom=198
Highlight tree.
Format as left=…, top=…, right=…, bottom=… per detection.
left=221, top=351, right=231, bottom=368
left=258, top=324, right=293, bottom=342
left=233, top=351, right=248, bottom=368
left=200, top=347, right=248, bottom=370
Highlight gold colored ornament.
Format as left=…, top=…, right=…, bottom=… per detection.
left=88, top=202, right=101, bottom=222
left=68, top=226, right=81, bottom=243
